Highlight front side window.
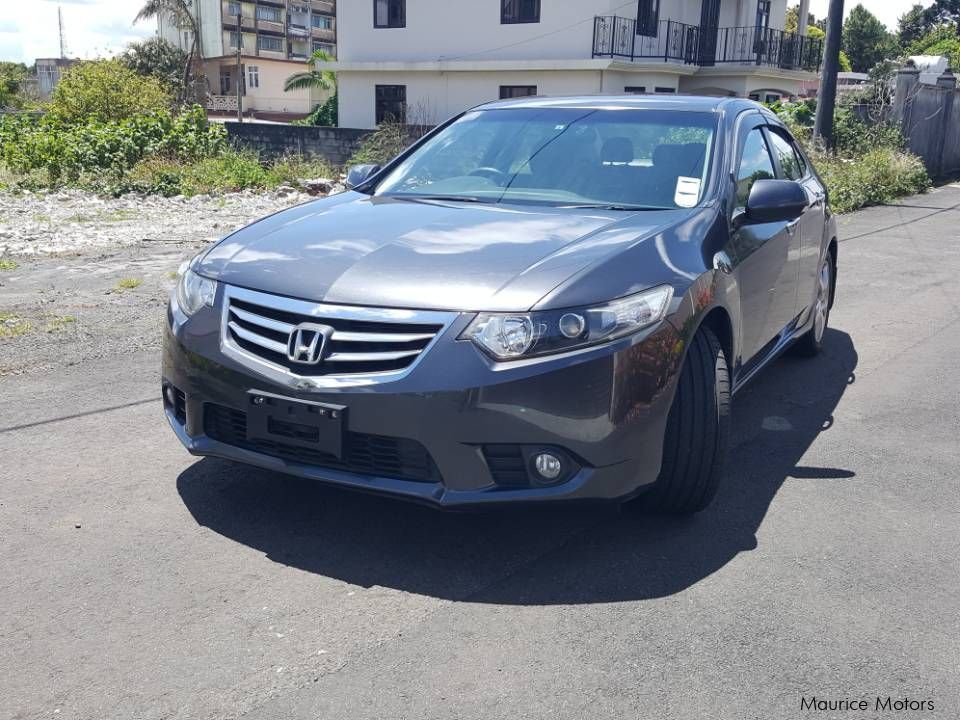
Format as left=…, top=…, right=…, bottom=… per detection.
left=256, top=6, right=282, bottom=22
left=636, top=0, right=660, bottom=37
left=502, top=0, right=540, bottom=24
left=371, top=108, right=717, bottom=210
left=736, top=128, right=776, bottom=207
left=499, top=85, right=537, bottom=99
left=258, top=35, right=283, bottom=52
left=374, top=0, right=405, bottom=28
left=375, top=84, right=406, bottom=124
left=766, top=127, right=805, bottom=180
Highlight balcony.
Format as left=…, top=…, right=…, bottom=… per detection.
left=311, top=26, right=336, bottom=41
left=592, top=16, right=823, bottom=72
left=310, top=0, right=335, bottom=16
left=288, top=23, right=310, bottom=38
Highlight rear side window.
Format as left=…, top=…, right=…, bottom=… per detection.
left=736, top=128, right=776, bottom=207
left=767, top=128, right=805, bottom=181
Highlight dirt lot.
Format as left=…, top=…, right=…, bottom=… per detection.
left=0, top=188, right=317, bottom=375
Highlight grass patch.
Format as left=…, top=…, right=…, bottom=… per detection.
left=0, top=312, right=31, bottom=338
left=45, top=315, right=77, bottom=333
left=812, top=147, right=931, bottom=213
left=31, top=214, right=51, bottom=223
left=65, top=214, right=94, bottom=223
left=166, top=270, right=179, bottom=280
left=114, top=277, right=143, bottom=292
left=0, top=259, right=17, bottom=271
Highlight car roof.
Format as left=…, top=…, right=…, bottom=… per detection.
left=476, top=94, right=757, bottom=114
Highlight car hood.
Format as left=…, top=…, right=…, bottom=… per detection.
left=197, top=192, right=693, bottom=312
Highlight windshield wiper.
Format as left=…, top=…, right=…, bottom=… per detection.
left=557, top=203, right=664, bottom=211
left=398, top=195, right=493, bottom=204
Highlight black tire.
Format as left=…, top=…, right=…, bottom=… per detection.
left=638, top=326, right=730, bottom=515
left=793, top=251, right=834, bottom=358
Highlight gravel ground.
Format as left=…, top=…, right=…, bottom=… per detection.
left=0, top=188, right=325, bottom=376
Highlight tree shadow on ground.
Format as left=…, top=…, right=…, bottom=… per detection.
left=178, top=329, right=857, bottom=604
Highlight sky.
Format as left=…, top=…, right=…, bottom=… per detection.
left=0, top=0, right=935, bottom=66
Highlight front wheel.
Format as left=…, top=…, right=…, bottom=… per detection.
left=638, top=325, right=730, bottom=514
left=793, top=252, right=833, bottom=357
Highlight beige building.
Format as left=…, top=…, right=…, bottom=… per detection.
left=158, top=0, right=337, bottom=118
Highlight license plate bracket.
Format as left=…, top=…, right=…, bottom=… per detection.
left=245, top=390, right=346, bottom=457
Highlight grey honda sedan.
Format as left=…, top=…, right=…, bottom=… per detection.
left=163, top=95, right=837, bottom=513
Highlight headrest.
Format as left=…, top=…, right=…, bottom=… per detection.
left=601, top=137, right=634, bottom=164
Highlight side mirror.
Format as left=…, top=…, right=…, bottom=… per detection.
left=345, top=163, right=381, bottom=189
left=744, top=179, right=807, bottom=224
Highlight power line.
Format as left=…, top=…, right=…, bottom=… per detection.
left=438, top=0, right=638, bottom=62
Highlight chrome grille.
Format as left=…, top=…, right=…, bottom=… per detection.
left=221, top=285, right=455, bottom=385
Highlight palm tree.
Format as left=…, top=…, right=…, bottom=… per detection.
left=284, top=50, right=336, bottom=93
left=135, top=0, right=204, bottom=103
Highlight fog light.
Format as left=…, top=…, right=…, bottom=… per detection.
left=163, top=384, right=176, bottom=407
left=534, top=452, right=563, bottom=481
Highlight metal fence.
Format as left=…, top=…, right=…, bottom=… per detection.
left=592, top=16, right=822, bottom=72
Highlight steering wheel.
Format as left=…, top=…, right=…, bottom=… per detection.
left=467, top=167, right=509, bottom=186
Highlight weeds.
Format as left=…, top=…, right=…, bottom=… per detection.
left=114, top=278, right=143, bottom=292
left=0, top=312, right=31, bottom=338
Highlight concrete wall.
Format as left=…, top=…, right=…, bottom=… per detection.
left=225, top=123, right=372, bottom=166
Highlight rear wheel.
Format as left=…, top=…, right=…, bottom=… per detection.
left=638, top=326, right=730, bottom=514
left=793, top=252, right=833, bottom=357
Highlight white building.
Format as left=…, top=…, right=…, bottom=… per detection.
left=326, top=0, right=820, bottom=129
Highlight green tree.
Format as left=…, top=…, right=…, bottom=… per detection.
left=842, top=4, right=898, bottom=72
left=121, top=37, right=189, bottom=102
left=49, top=59, right=172, bottom=124
left=897, top=4, right=929, bottom=46
left=0, top=62, right=29, bottom=108
left=283, top=49, right=336, bottom=93
left=908, top=24, right=960, bottom=70
left=134, top=0, right=204, bottom=100
left=805, top=25, right=853, bottom=71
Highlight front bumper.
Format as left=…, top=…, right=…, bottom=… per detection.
left=162, top=296, right=683, bottom=508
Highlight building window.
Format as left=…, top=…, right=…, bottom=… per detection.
left=227, top=2, right=240, bottom=16
left=229, top=31, right=243, bottom=49
left=182, top=30, right=192, bottom=48
left=375, top=84, right=406, bottom=124
left=501, top=0, right=540, bottom=24
left=219, top=68, right=232, bottom=95
left=624, top=86, right=646, bottom=94
left=654, top=86, right=676, bottom=93
left=312, top=14, right=333, bottom=29
left=374, top=0, right=405, bottom=28
left=756, top=0, right=771, bottom=28
left=499, top=85, right=537, bottom=99
left=247, top=65, right=259, bottom=89
left=258, top=35, right=283, bottom=52
left=636, top=0, right=659, bottom=37
left=256, top=6, right=283, bottom=22
left=313, top=42, right=335, bottom=55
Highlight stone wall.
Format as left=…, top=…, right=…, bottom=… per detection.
left=224, top=123, right=372, bottom=166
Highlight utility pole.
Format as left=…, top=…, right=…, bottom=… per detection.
left=236, top=12, right=244, bottom=123
left=813, top=0, right=844, bottom=146
left=58, top=6, right=66, bottom=58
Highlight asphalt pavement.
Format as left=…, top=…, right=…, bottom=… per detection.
left=2, top=187, right=959, bottom=720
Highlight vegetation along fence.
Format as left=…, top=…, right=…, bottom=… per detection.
left=892, top=65, right=960, bottom=179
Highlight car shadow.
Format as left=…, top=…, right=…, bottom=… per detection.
left=177, top=328, right=857, bottom=605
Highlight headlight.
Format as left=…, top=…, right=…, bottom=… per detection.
left=461, top=285, right=673, bottom=360
left=175, top=266, right=217, bottom=316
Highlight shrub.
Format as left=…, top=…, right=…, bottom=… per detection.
left=0, top=106, right=226, bottom=184
left=813, top=147, right=930, bottom=213
left=49, top=59, right=173, bottom=124
left=348, top=121, right=431, bottom=166
left=295, top=93, right=338, bottom=127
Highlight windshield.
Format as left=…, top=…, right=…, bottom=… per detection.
left=373, top=107, right=717, bottom=210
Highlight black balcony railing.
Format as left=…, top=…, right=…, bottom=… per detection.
left=592, top=16, right=823, bottom=72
